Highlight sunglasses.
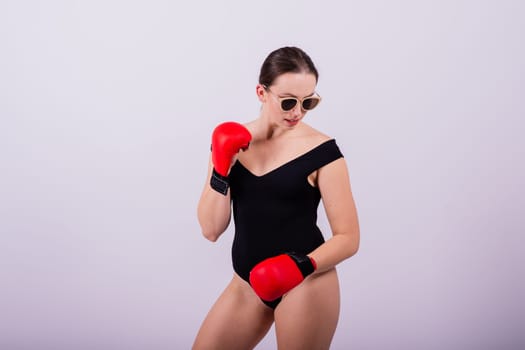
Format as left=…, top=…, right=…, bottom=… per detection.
left=263, top=85, right=322, bottom=112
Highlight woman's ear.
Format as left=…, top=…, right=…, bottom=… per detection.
left=256, top=84, right=266, bottom=103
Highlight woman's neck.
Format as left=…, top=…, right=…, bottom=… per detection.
left=252, top=114, right=298, bottom=141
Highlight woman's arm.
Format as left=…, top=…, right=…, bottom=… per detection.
left=197, top=154, right=232, bottom=242
left=309, top=157, right=360, bottom=272
left=197, top=121, right=251, bottom=242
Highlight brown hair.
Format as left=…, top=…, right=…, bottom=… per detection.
left=258, top=46, right=319, bottom=87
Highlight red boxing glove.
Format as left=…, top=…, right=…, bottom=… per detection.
left=249, top=253, right=317, bottom=302
left=210, top=122, right=252, bottom=195
left=211, top=122, right=252, bottom=176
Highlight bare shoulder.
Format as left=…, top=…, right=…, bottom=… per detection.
left=299, top=122, right=332, bottom=148
left=243, top=119, right=257, bottom=129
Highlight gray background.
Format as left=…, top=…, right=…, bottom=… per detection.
left=1, top=0, right=524, bottom=349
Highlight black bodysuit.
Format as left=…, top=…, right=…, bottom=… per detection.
left=229, top=139, right=343, bottom=306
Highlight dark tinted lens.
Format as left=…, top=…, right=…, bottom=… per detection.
left=281, top=98, right=298, bottom=111
left=302, top=97, right=320, bottom=110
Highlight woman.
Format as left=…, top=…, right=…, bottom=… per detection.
left=194, top=46, right=360, bottom=349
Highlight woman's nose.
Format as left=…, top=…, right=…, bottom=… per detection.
left=291, top=103, right=303, bottom=117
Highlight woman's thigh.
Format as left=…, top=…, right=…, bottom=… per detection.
left=192, top=274, right=275, bottom=350
left=274, top=268, right=340, bottom=350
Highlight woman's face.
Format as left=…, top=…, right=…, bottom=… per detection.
left=259, top=72, right=318, bottom=128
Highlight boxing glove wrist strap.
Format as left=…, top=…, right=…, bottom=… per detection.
left=287, top=252, right=317, bottom=277
left=210, top=168, right=229, bottom=195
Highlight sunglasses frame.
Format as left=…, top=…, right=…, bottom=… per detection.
left=262, top=85, right=322, bottom=112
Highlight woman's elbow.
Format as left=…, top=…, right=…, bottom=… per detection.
left=349, top=241, right=359, bottom=257
left=346, top=229, right=360, bottom=257
left=199, top=220, right=229, bottom=242
left=201, top=229, right=220, bottom=242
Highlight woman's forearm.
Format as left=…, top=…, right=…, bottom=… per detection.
left=309, top=232, right=360, bottom=273
left=197, top=160, right=232, bottom=241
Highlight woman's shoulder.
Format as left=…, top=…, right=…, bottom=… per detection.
left=299, top=122, right=333, bottom=147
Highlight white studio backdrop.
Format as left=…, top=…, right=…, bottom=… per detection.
left=1, top=1, right=524, bottom=349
